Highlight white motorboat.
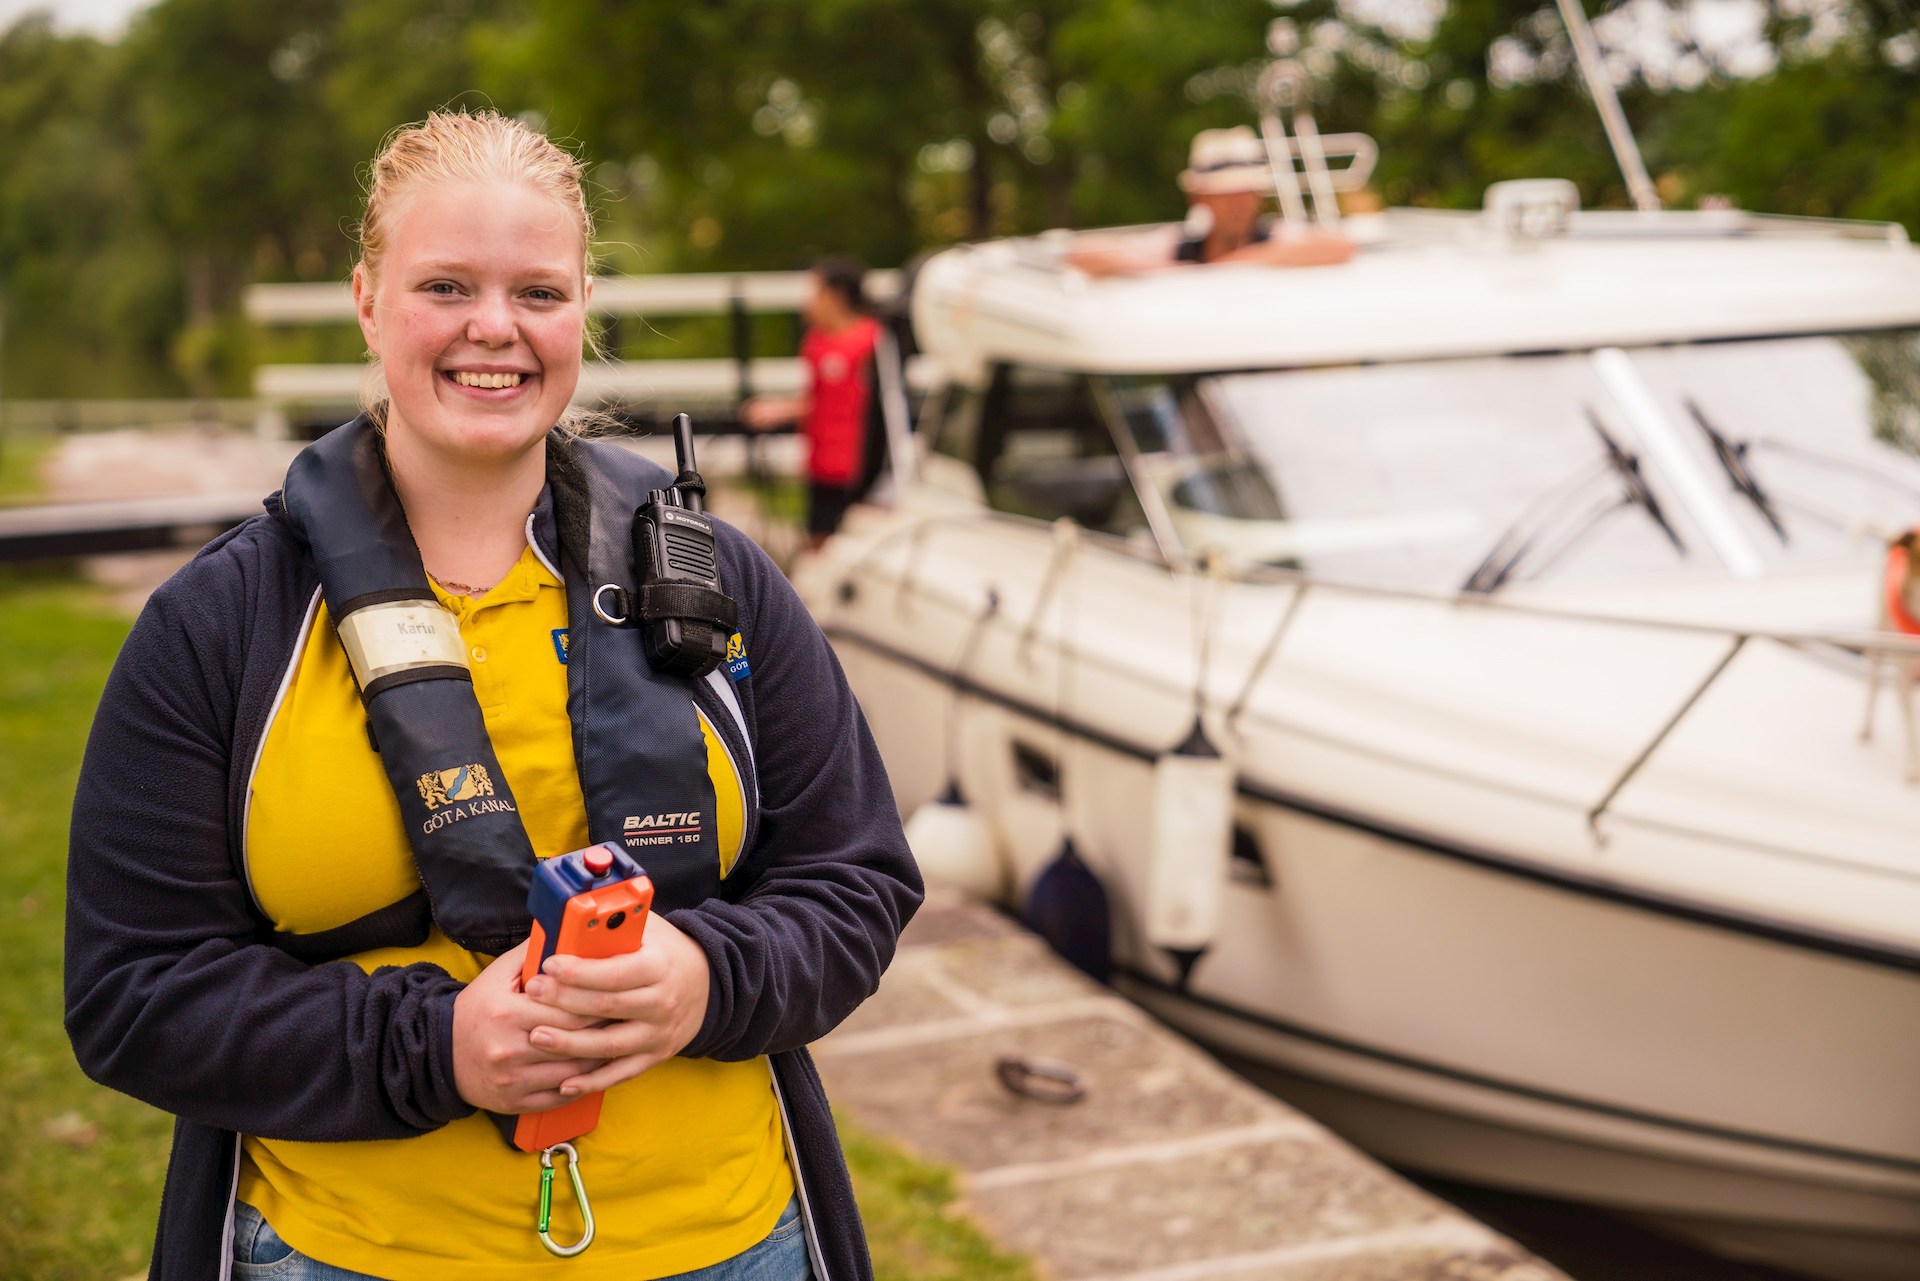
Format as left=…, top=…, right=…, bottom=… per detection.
left=787, top=54, right=1920, bottom=1277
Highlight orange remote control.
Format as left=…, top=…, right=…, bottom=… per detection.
left=511, top=842, right=654, bottom=1153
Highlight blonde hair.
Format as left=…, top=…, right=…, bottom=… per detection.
left=356, top=109, right=606, bottom=430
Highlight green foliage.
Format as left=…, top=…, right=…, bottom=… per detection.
left=0, top=17, right=180, bottom=397
left=1672, top=44, right=1920, bottom=222
left=0, top=1, right=1915, bottom=399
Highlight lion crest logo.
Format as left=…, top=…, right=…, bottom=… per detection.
left=416, top=763, right=494, bottom=810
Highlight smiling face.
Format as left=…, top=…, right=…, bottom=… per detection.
left=354, top=178, right=589, bottom=466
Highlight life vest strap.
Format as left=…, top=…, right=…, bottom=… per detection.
left=274, top=418, right=723, bottom=961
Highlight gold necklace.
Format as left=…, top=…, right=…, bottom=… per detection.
left=430, top=572, right=496, bottom=598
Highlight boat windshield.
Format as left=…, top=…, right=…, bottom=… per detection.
left=1123, top=331, right=1920, bottom=592
left=1624, top=332, right=1920, bottom=568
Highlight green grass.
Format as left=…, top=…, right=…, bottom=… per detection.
left=0, top=576, right=168, bottom=1281
left=0, top=572, right=1032, bottom=1280
left=840, top=1113, right=1037, bottom=1281
left=743, top=474, right=807, bottom=526
left=0, top=433, right=54, bottom=502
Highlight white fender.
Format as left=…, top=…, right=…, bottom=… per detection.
left=903, top=785, right=1002, bottom=901
left=1144, top=718, right=1234, bottom=965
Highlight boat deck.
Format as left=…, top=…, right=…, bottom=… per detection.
left=816, top=889, right=1567, bottom=1280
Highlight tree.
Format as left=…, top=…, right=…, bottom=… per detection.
left=4, top=0, right=1918, bottom=400
left=0, top=16, right=176, bottom=397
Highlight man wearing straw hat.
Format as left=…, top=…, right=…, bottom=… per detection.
left=1066, top=125, right=1352, bottom=276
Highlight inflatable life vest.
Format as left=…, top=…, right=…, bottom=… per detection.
left=1885, top=534, right=1920, bottom=636
left=275, top=417, right=727, bottom=960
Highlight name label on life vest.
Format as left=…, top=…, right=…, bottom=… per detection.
left=336, top=600, right=469, bottom=687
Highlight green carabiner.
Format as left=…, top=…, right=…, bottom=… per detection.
left=537, top=1142, right=595, bottom=1258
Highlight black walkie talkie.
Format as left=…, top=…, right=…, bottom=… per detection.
left=632, top=413, right=737, bottom=677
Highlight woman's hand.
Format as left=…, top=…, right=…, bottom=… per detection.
left=451, top=942, right=604, bottom=1114
left=521, top=910, right=713, bottom=1097
left=741, top=394, right=804, bottom=430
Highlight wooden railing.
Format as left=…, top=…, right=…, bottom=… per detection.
left=244, top=269, right=918, bottom=438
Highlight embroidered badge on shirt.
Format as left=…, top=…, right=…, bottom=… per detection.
left=552, top=629, right=569, bottom=664
left=725, top=632, right=751, bottom=681
left=417, top=763, right=494, bottom=809
left=415, top=763, right=517, bottom=835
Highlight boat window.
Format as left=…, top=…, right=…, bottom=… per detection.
left=1200, top=353, right=1709, bottom=590
left=1229, top=823, right=1272, bottom=889
left=1105, top=377, right=1286, bottom=525
left=976, top=364, right=1147, bottom=537
left=1621, top=331, right=1920, bottom=570
left=928, top=383, right=983, bottom=466
left=1011, top=740, right=1062, bottom=798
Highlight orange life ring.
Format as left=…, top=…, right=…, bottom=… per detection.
left=1886, top=537, right=1920, bottom=636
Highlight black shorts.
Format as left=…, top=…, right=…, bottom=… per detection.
left=806, top=481, right=859, bottom=538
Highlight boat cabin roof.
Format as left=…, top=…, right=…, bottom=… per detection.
left=911, top=208, right=1920, bottom=384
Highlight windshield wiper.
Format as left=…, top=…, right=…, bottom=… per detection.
left=1685, top=397, right=1787, bottom=542
left=1461, top=408, right=1687, bottom=595
left=1459, top=405, right=1689, bottom=595
left=1588, top=409, right=1687, bottom=554
left=1462, top=458, right=1610, bottom=594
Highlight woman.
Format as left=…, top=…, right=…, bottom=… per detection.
left=741, top=256, right=881, bottom=549
left=64, top=110, right=920, bottom=1281
left=1062, top=126, right=1353, bottom=276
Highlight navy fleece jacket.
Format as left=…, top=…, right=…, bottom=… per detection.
left=64, top=491, right=921, bottom=1281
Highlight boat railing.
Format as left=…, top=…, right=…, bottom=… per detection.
left=983, top=202, right=1913, bottom=289
left=1217, top=560, right=1920, bottom=834
left=1554, top=209, right=1910, bottom=247
left=836, top=506, right=1920, bottom=834
left=1723, top=211, right=1911, bottom=246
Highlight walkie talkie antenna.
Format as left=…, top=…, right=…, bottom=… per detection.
left=670, top=412, right=706, bottom=513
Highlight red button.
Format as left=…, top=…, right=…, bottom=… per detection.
left=583, top=845, right=614, bottom=876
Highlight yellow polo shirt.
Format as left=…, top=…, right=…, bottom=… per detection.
left=238, top=545, right=792, bottom=1280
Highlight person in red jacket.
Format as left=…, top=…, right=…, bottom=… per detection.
left=744, top=256, right=880, bottom=550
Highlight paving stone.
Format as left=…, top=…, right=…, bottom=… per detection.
left=819, top=896, right=1569, bottom=1281
left=926, top=932, right=1107, bottom=1008
left=820, top=1013, right=1269, bottom=1172
left=828, top=953, right=976, bottom=1039
left=898, top=892, right=1026, bottom=949
left=1209, top=1244, right=1566, bottom=1281
left=965, top=1138, right=1445, bottom=1278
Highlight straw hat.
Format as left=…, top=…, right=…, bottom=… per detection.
left=1178, top=126, right=1276, bottom=196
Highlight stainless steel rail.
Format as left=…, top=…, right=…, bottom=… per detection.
left=836, top=504, right=1920, bottom=846
left=1585, top=636, right=1747, bottom=837
left=1555, top=0, right=1661, bottom=214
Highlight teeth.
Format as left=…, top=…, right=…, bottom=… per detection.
left=451, top=371, right=526, bottom=389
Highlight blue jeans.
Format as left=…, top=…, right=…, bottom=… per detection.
left=231, top=1198, right=813, bottom=1280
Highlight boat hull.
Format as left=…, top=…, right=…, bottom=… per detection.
left=1148, top=997, right=1920, bottom=1281
left=819, top=625, right=1920, bottom=1281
